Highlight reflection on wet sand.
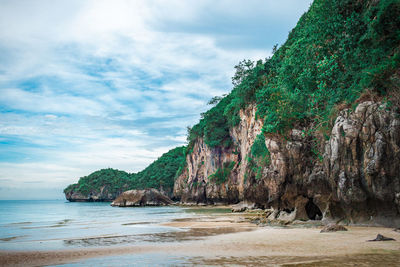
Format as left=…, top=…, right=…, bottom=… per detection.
left=188, top=252, right=400, bottom=266
left=64, top=226, right=254, bottom=247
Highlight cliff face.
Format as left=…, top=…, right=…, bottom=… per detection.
left=323, top=101, right=400, bottom=222
left=173, top=101, right=400, bottom=225
left=173, top=105, right=262, bottom=204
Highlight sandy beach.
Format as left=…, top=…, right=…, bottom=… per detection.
left=1, top=209, right=399, bottom=266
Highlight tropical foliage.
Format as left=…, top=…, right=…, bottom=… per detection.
left=188, top=0, right=400, bottom=144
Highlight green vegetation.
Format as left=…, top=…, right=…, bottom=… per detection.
left=208, top=161, right=236, bottom=185
left=250, top=134, right=271, bottom=166
left=133, top=146, right=186, bottom=190
left=188, top=0, right=399, bottom=143
left=187, top=95, right=233, bottom=151
left=255, top=0, right=400, bottom=134
left=246, top=133, right=272, bottom=180
left=63, top=146, right=186, bottom=196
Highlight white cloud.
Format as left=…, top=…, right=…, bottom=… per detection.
left=0, top=0, right=312, bottom=199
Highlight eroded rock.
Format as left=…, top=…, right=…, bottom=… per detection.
left=111, top=188, right=173, bottom=207
left=276, top=209, right=297, bottom=224
left=368, top=234, right=396, bottom=241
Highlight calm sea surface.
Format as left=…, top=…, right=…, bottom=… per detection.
left=0, top=200, right=192, bottom=251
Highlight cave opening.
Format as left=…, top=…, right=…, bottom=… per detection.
left=305, top=198, right=322, bottom=220
left=283, top=208, right=295, bottom=213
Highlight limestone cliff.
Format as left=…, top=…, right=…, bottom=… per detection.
left=323, top=101, right=400, bottom=223
left=173, top=101, right=400, bottom=226
left=174, top=105, right=262, bottom=204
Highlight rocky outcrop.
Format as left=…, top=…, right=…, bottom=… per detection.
left=111, top=188, right=173, bottom=207
left=65, top=185, right=123, bottom=202
left=174, top=101, right=400, bottom=226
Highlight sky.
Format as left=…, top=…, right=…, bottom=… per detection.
left=0, top=0, right=312, bottom=200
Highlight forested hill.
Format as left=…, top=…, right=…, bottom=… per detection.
left=64, top=146, right=186, bottom=201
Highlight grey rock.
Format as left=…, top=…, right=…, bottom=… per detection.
left=111, top=188, right=173, bottom=207
left=368, top=234, right=396, bottom=241
left=231, top=201, right=255, bottom=212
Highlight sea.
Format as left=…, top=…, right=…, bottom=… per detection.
left=0, top=200, right=207, bottom=266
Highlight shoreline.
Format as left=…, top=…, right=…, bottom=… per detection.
left=1, top=227, right=399, bottom=266
left=1, top=210, right=399, bottom=266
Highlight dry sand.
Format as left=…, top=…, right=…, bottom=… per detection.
left=1, top=211, right=399, bottom=266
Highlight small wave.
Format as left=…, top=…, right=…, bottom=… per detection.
left=122, top=222, right=153, bottom=226
left=8, top=221, right=33, bottom=226
left=0, top=235, right=26, bottom=242
left=50, top=219, right=73, bottom=228
left=22, top=219, right=73, bottom=229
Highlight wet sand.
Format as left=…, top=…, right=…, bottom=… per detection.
left=1, top=210, right=399, bottom=266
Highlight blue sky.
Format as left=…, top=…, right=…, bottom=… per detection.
left=0, top=0, right=312, bottom=200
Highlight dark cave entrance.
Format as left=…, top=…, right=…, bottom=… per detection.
left=305, top=198, right=322, bottom=220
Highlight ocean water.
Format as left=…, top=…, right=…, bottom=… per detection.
left=0, top=200, right=192, bottom=251
left=56, top=253, right=189, bottom=267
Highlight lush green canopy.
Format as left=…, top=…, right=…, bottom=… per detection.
left=188, top=0, right=399, bottom=148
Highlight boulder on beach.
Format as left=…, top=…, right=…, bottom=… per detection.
left=111, top=188, right=173, bottom=207
left=231, top=201, right=255, bottom=212
left=368, top=234, right=396, bottom=242
left=320, top=224, right=348, bottom=233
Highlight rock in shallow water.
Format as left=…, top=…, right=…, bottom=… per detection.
left=111, top=188, right=173, bottom=207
